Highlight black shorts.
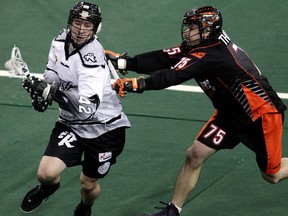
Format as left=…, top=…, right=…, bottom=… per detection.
left=44, top=122, right=126, bottom=178
left=196, top=111, right=284, bottom=174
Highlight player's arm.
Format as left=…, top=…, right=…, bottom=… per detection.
left=126, top=50, right=177, bottom=74
left=145, top=68, right=194, bottom=89
left=22, top=76, right=99, bottom=118
left=56, top=90, right=99, bottom=121
left=106, top=47, right=182, bottom=75
left=113, top=68, right=194, bottom=97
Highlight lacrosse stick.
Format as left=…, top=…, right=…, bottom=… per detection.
left=4, top=45, right=31, bottom=79
left=107, top=59, right=120, bottom=80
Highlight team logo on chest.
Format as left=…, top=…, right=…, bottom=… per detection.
left=84, top=53, right=97, bottom=62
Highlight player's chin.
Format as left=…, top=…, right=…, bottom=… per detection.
left=70, top=39, right=86, bottom=47
left=72, top=35, right=94, bottom=46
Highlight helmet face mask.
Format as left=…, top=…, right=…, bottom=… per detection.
left=181, top=6, right=222, bottom=48
left=181, top=24, right=201, bottom=47
left=70, top=18, right=95, bottom=46
left=67, top=1, right=102, bottom=47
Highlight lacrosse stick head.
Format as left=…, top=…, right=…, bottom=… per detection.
left=4, top=45, right=30, bottom=77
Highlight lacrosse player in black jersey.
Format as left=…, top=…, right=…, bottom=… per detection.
left=20, top=2, right=131, bottom=216
left=108, top=6, right=288, bottom=216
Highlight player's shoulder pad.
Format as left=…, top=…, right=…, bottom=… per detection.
left=78, top=38, right=106, bottom=68
left=54, top=29, right=67, bottom=42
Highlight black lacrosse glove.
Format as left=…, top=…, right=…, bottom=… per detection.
left=22, top=76, right=57, bottom=112
left=113, top=76, right=145, bottom=98
left=31, top=96, right=49, bottom=112
left=105, top=50, right=129, bottom=75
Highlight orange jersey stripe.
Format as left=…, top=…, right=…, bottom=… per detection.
left=262, top=113, right=283, bottom=174
left=241, top=84, right=278, bottom=121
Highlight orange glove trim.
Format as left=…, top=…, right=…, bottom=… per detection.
left=104, top=50, right=120, bottom=58
left=131, top=78, right=138, bottom=91
left=113, top=78, right=126, bottom=98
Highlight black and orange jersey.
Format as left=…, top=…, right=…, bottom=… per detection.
left=126, top=30, right=286, bottom=125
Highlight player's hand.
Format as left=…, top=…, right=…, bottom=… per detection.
left=31, top=96, right=49, bottom=112
left=105, top=50, right=129, bottom=75
left=113, top=76, right=145, bottom=98
left=22, top=76, right=57, bottom=110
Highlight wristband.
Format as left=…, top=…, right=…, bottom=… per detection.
left=118, top=59, right=127, bottom=70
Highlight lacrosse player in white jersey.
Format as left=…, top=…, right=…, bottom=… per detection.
left=20, top=2, right=131, bottom=215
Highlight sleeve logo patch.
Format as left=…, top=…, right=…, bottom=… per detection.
left=84, top=53, right=97, bottom=62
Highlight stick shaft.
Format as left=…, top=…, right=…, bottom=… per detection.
left=107, top=60, right=119, bottom=80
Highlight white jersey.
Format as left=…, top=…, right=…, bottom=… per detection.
left=44, top=29, right=131, bottom=138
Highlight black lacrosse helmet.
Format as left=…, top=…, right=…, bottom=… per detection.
left=68, top=1, right=102, bottom=34
left=181, top=6, right=222, bottom=47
